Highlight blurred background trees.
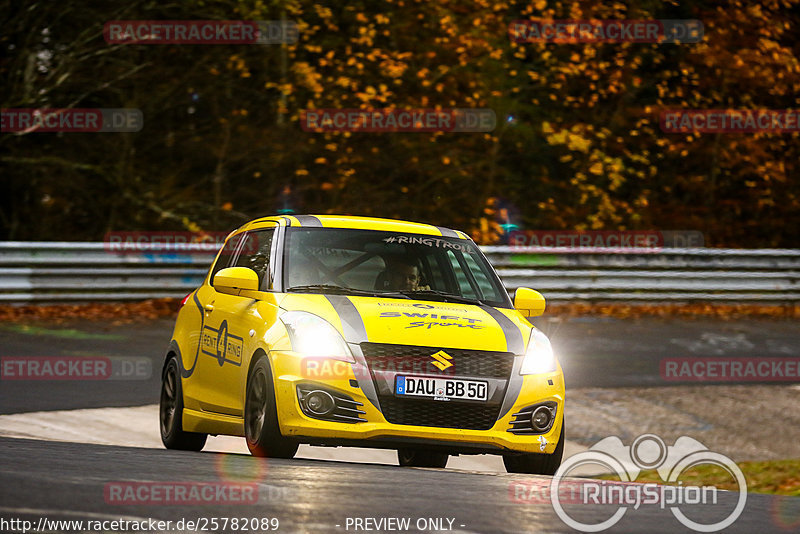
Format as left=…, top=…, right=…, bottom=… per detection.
left=1, top=0, right=798, bottom=246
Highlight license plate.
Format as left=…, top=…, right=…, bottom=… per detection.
left=395, top=376, right=488, bottom=402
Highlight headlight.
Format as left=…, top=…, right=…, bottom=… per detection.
left=279, top=311, right=355, bottom=362
left=520, top=328, right=556, bottom=375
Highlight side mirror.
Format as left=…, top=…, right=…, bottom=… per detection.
left=514, top=287, right=546, bottom=318
left=213, top=267, right=259, bottom=296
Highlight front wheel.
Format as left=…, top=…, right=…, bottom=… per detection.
left=397, top=448, right=449, bottom=468
left=245, top=356, right=298, bottom=458
left=160, top=356, right=207, bottom=451
left=503, top=420, right=565, bottom=475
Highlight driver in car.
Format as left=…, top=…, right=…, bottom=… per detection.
left=386, top=259, right=429, bottom=291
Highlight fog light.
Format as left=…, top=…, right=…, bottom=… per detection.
left=305, top=390, right=335, bottom=416
left=531, top=406, right=553, bottom=431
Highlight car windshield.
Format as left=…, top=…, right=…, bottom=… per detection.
left=283, top=228, right=511, bottom=308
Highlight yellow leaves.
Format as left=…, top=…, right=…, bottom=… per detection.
left=314, top=157, right=328, bottom=164
left=442, top=156, right=451, bottom=164
left=295, top=169, right=309, bottom=176
left=325, top=143, right=337, bottom=151
left=589, top=162, right=603, bottom=175
left=182, top=218, right=202, bottom=233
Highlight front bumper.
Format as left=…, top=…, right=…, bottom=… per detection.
left=269, top=350, right=565, bottom=455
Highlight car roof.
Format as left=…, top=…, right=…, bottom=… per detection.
left=235, top=214, right=470, bottom=239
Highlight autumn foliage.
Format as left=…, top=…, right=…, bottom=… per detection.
left=1, top=1, right=798, bottom=246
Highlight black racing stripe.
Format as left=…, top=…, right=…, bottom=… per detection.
left=179, top=291, right=204, bottom=378
left=325, top=295, right=368, bottom=342
left=479, top=305, right=525, bottom=355
left=437, top=226, right=459, bottom=238
left=498, top=356, right=524, bottom=419
left=480, top=304, right=526, bottom=419
left=294, top=215, right=323, bottom=227
left=324, top=296, right=382, bottom=412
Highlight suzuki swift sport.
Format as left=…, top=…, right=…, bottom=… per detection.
left=160, top=215, right=565, bottom=474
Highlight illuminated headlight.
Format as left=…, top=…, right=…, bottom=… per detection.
left=280, top=311, right=355, bottom=362
left=520, top=328, right=556, bottom=375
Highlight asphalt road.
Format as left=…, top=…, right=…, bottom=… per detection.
left=2, top=316, right=799, bottom=414
left=0, top=437, right=791, bottom=534
left=1, top=316, right=799, bottom=533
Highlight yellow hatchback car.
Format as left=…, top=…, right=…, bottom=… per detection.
left=160, top=215, right=565, bottom=473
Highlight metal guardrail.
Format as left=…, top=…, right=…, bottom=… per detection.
left=0, top=242, right=799, bottom=303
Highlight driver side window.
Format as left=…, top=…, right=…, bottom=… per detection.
left=234, top=229, right=275, bottom=290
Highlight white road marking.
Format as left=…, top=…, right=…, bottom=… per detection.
left=0, top=404, right=592, bottom=473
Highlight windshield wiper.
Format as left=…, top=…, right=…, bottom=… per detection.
left=286, top=284, right=410, bottom=298
left=397, top=289, right=486, bottom=305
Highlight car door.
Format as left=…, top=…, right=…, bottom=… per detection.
left=193, top=226, right=277, bottom=417
left=181, top=232, right=244, bottom=412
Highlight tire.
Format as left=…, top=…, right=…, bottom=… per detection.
left=503, top=420, right=565, bottom=475
left=397, top=448, right=449, bottom=468
left=160, top=356, right=207, bottom=451
left=245, top=356, right=298, bottom=459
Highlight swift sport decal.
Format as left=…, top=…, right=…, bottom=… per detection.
left=378, top=311, right=485, bottom=330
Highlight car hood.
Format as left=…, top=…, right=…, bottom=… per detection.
left=278, top=293, right=529, bottom=354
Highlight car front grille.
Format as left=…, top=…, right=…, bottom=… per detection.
left=360, top=342, right=515, bottom=379
left=378, top=396, right=500, bottom=431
